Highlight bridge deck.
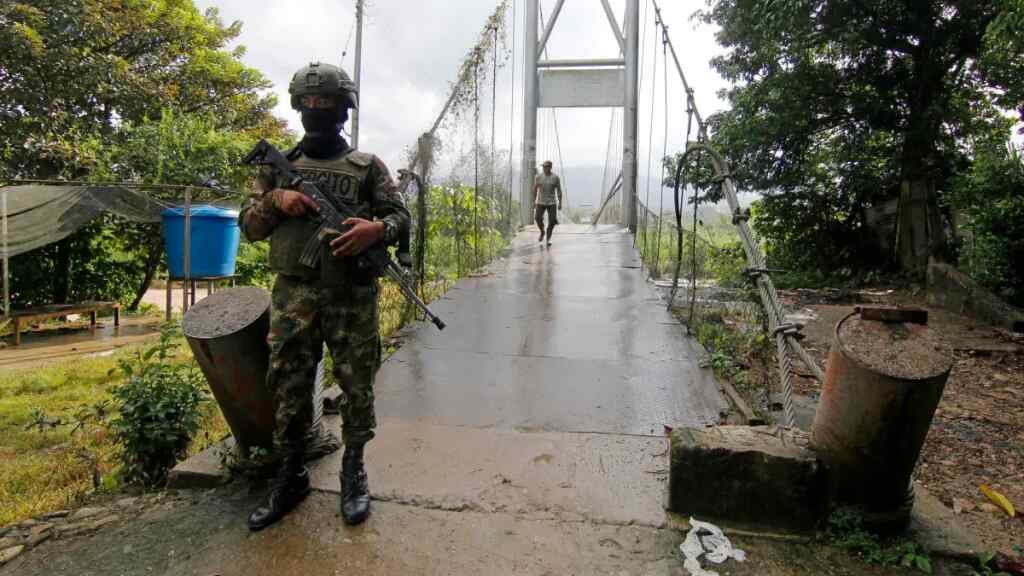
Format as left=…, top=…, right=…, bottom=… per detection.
left=374, top=224, right=725, bottom=435
left=5, top=226, right=730, bottom=576
left=306, top=224, right=725, bottom=531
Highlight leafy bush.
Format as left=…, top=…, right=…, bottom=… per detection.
left=235, top=240, right=274, bottom=288
left=949, top=143, right=1024, bottom=307
left=109, top=325, right=208, bottom=486
left=9, top=216, right=148, bottom=308
left=826, top=507, right=932, bottom=574
left=425, top=183, right=509, bottom=278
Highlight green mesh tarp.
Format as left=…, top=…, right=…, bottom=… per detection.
left=0, top=184, right=167, bottom=258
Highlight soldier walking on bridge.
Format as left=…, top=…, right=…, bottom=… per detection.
left=533, top=160, right=562, bottom=246
left=239, top=62, right=411, bottom=531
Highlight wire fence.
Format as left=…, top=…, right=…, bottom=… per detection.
left=376, top=1, right=515, bottom=336
left=636, top=201, right=761, bottom=327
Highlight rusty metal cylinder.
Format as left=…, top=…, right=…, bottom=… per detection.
left=183, top=286, right=327, bottom=455
left=184, top=287, right=276, bottom=451
left=810, top=307, right=953, bottom=531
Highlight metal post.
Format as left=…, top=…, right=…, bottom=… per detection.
left=182, top=188, right=191, bottom=315
left=352, top=0, right=364, bottom=149
left=537, top=0, right=566, bottom=56
left=521, top=0, right=539, bottom=227
left=598, top=0, right=626, bottom=53
left=537, top=58, right=626, bottom=68
left=623, top=0, right=640, bottom=232
left=2, top=188, right=9, bottom=319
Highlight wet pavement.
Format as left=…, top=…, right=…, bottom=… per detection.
left=4, top=226, right=731, bottom=575
left=372, top=225, right=726, bottom=435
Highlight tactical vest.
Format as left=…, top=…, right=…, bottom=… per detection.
left=268, top=148, right=376, bottom=284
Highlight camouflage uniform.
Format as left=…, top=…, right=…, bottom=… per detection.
left=239, top=148, right=410, bottom=453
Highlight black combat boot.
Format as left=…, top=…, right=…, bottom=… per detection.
left=340, top=443, right=370, bottom=525
left=247, top=454, right=311, bottom=531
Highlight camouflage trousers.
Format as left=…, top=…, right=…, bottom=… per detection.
left=267, top=274, right=381, bottom=453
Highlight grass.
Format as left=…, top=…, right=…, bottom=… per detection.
left=825, top=508, right=934, bottom=574
left=0, top=340, right=229, bottom=527
left=0, top=274, right=459, bottom=527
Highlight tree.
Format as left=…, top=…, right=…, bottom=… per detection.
left=948, top=142, right=1024, bottom=307
left=700, top=0, right=1024, bottom=275
left=0, top=0, right=290, bottom=307
left=0, top=0, right=282, bottom=176
left=92, top=110, right=291, bottom=310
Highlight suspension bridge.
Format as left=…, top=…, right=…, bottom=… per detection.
left=1, top=1, right=827, bottom=574
left=271, top=0, right=815, bottom=571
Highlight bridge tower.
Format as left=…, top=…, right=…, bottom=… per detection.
left=521, top=0, right=640, bottom=231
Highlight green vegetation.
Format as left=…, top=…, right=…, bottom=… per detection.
left=108, top=326, right=209, bottom=486
left=699, top=0, right=1024, bottom=279
left=0, top=0, right=291, bottom=310
left=0, top=338, right=228, bottom=526
left=972, top=551, right=1013, bottom=576
left=636, top=207, right=745, bottom=283
left=424, top=183, right=510, bottom=278
left=948, top=143, right=1024, bottom=307
left=826, top=508, right=933, bottom=574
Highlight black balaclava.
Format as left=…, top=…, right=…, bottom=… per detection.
left=299, top=107, right=349, bottom=159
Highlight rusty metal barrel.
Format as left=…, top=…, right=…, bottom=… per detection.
left=183, top=286, right=327, bottom=456
left=184, top=287, right=276, bottom=452
left=810, top=306, right=953, bottom=531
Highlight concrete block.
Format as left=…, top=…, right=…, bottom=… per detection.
left=907, top=485, right=982, bottom=558
left=322, top=385, right=342, bottom=415
left=668, top=425, right=830, bottom=534
left=927, top=260, right=1024, bottom=332
left=167, top=440, right=233, bottom=489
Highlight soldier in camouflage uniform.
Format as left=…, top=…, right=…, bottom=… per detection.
left=239, top=62, right=410, bottom=531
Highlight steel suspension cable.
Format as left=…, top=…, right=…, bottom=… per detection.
left=686, top=91, right=701, bottom=329
left=474, top=48, right=481, bottom=268
left=490, top=24, right=498, bottom=260
left=642, top=5, right=658, bottom=264
left=643, top=0, right=821, bottom=428
left=652, top=29, right=669, bottom=278
left=597, top=110, right=615, bottom=225
left=506, top=0, right=518, bottom=233
left=634, top=0, right=650, bottom=247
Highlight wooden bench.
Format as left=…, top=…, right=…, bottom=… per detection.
left=5, top=301, right=120, bottom=346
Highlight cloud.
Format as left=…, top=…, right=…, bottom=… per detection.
left=195, top=0, right=729, bottom=207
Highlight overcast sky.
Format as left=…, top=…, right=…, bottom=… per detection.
left=193, top=0, right=731, bottom=206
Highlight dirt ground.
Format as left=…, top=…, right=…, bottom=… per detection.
left=0, top=316, right=161, bottom=370
left=783, top=294, right=1024, bottom=557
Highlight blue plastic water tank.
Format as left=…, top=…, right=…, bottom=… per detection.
left=162, top=205, right=241, bottom=278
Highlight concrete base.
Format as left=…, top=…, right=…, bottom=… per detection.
left=928, top=260, right=1024, bottom=332
left=668, top=425, right=830, bottom=534
left=309, top=416, right=670, bottom=527
left=167, top=440, right=233, bottom=489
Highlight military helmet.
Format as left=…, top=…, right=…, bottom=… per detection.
left=289, top=62, right=359, bottom=111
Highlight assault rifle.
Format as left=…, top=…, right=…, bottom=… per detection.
left=242, top=139, right=446, bottom=330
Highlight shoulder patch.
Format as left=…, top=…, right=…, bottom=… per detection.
left=345, top=150, right=375, bottom=168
